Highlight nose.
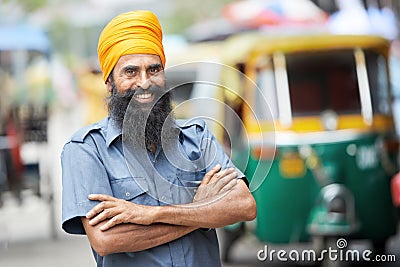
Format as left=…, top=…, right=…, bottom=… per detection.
left=136, top=71, right=151, bottom=90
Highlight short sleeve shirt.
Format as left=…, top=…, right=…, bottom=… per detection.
left=61, top=117, right=244, bottom=267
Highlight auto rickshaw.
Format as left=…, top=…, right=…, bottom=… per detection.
left=216, top=31, right=399, bottom=263
left=165, top=31, right=399, bottom=264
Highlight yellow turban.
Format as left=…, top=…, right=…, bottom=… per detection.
left=97, top=10, right=166, bottom=82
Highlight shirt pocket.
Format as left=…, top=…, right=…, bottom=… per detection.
left=176, top=169, right=204, bottom=187
left=174, top=169, right=204, bottom=204
left=110, top=177, right=149, bottom=203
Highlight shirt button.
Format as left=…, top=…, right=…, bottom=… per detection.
left=125, top=192, right=131, bottom=197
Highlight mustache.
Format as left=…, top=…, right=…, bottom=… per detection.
left=112, top=85, right=164, bottom=98
left=107, top=84, right=165, bottom=115
left=133, top=86, right=160, bottom=97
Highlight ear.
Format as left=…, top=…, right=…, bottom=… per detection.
left=105, top=71, right=114, bottom=92
left=105, top=80, right=112, bottom=92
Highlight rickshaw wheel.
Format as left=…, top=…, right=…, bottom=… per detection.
left=371, top=239, right=387, bottom=255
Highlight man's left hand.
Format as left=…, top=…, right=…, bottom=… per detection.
left=86, top=194, right=157, bottom=231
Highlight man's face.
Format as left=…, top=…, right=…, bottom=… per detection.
left=106, top=53, right=175, bottom=150
left=107, top=53, right=165, bottom=105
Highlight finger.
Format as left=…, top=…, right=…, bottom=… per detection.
left=100, top=216, right=119, bottom=231
left=86, top=203, right=104, bottom=219
left=200, top=164, right=221, bottom=186
left=214, top=172, right=237, bottom=192
left=88, top=194, right=117, bottom=202
left=219, top=177, right=239, bottom=195
left=89, top=208, right=114, bottom=226
left=86, top=201, right=115, bottom=219
left=209, top=167, right=236, bottom=184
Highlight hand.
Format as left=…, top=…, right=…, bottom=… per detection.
left=193, top=164, right=238, bottom=202
left=86, top=194, right=157, bottom=231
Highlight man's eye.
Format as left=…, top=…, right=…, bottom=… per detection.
left=149, top=67, right=161, bottom=74
left=124, top=67, right=138, bottom=76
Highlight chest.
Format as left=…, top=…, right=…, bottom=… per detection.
left=101, top=141, right=206, bottom=205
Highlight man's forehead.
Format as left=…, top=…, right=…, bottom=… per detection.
left=116, top=54, right=162, bottom=68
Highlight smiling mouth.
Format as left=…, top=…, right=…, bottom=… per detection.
left=133, top=92, right=156, bottom=104
left=135, top=93, right=153, bottom=100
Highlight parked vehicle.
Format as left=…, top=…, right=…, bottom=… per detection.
left=166, top=31, right=399, bottom=264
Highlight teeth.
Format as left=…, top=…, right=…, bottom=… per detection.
left=135, top=93, right=152, bottom=99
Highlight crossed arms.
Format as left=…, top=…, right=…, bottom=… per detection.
left=81, top=165, right=256, bottom=256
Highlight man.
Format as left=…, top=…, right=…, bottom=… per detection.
left=61, top=10, right=256, bottom=267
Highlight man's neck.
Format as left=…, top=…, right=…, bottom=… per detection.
left=147, top=143, right=157, bottom=154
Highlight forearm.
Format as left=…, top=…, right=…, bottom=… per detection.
left=154, top=180, right=256, bottom=228
left=82, top=217, right=196, bottom=256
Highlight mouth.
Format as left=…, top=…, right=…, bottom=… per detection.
left=134, top=92, right=154, bottom=104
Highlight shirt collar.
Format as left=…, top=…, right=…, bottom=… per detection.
left=106, top=117, right=122, bottom=147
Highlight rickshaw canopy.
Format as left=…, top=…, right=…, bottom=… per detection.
left=221, top=31, right=391, bottom=66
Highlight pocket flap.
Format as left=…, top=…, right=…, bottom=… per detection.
left=111, top=177, right=148, bottom=201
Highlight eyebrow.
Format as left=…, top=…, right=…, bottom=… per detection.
left=121, top=65, right=139, bottom=75
left=149, top=63, right=163, bottom=70
left=121, top=64, right=162, bottom=73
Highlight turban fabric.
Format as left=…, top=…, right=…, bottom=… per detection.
left=97, top=10, right=166, bottom=82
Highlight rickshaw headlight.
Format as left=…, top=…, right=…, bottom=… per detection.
left=328, top=196, right=346, bottom=214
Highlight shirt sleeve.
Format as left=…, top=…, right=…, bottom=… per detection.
left=61, top=139, right=112, bottom=234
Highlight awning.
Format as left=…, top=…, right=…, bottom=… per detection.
left=0, top=24, right=51, bottom=54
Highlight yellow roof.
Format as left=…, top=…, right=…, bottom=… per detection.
left=221, top=31, right=390, bottom=65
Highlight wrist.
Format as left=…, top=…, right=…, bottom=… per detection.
left=151, top=205, right=164, bottom=224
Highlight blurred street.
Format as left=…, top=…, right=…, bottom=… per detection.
left=0, top=105, right=94, bottom=267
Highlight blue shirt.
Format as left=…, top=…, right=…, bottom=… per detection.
left=61, top=117, right=244, bottom=267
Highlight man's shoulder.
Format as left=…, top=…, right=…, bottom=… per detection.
left=69, top=118, right=108, bottom=143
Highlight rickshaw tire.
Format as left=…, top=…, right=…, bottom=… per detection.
left=371, top=239, right=387, bottom=255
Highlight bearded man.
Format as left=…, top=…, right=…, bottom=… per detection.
left=61, top=10, right=256, bottom=267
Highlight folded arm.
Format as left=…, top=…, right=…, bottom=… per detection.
left=155, top=178, right=256, bottom=228
left=87, top=165, right=256, bottom=230
left=82, top=217, right=196, bottom=256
